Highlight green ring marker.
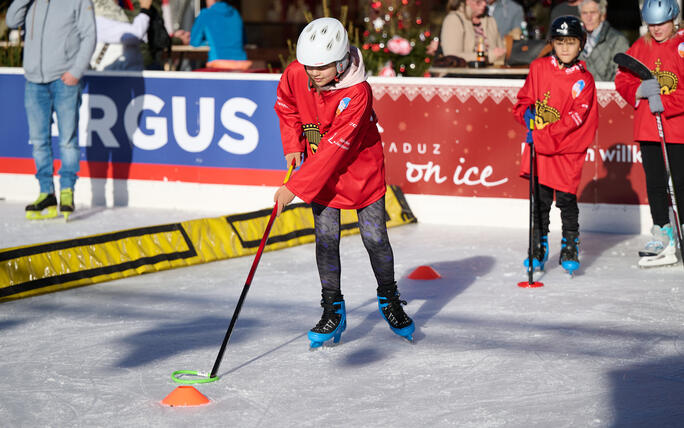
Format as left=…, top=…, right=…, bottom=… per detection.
left=171, top=370, right=220, bottom=384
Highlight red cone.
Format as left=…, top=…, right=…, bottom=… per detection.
left=517, top=281, right=544, bottom=288
left=408, top=265, right=442, bottom=280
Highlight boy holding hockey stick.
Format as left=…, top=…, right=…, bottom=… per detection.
left=513, top=15, right=598, bottom=275
left=272, top=18, right=414, bottom=348
left=614, top=0, right=684, bottom=268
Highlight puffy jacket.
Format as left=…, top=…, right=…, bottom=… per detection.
left=6, top=0, right=96, bottom=83
left=189, top=2, right=246, bottom=61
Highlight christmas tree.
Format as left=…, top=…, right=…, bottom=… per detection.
left=278, top=0, right=433, bottom=78
left=360, top=0, right=433, bottom=77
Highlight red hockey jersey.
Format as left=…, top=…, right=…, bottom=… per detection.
left=514, top=56, right=599, bottom=195
left=274, top=58, right=386, bottom=209
left=614, top=31, right=684, bottom=144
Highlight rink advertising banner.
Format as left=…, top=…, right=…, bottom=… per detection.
left=371, top=79, right=647, bottom=206
left=0, top=71, right=646, bottom=204
left=0, top=70, right=288, bottom=185
left=0, top=185, right=415, bottom=301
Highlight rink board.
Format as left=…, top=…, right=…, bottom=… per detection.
left=0, top=70, right=649, bottom=207
left=0, top=185, right=415, bottom=302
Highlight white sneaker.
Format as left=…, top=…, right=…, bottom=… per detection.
left=638, top=224, right=678, bottom=267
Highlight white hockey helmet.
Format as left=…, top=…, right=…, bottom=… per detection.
left=296, top=17, right=350, bottom=74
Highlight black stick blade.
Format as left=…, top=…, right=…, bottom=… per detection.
left=613, top=52, right=654, bottom=80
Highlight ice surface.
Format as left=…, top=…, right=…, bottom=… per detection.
left=1, top=201, right=683, bottom=427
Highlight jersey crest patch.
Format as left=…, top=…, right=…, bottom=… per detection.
left=678, top=42, right=684, bottom=58
left=336, top=97, right=351, bottom=116
left=652, top=58, right=678, bottom=95
left=571, top=80, right=585, bottom=99
left=534, top=91, right=560, bottom=130
left=302, top=123, right=323, bottom=153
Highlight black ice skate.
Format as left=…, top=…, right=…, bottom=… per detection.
left=308, top=289, right=346, bottom=349
left=559, top=231, right=580, bottom=276
left=523, top=230, right=548, bottom=272
left=377, top=282, right=415, bottom=342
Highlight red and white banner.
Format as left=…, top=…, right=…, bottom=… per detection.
left=371, top=78, right=646, bottom=206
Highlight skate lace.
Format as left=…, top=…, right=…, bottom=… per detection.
left=643, top=240, right=665, bottom=253
left=561, top=239, right=579, bottom=260
left=381, top=294, right=411, bottom=328
left=312, top=302, right=341, bottom=333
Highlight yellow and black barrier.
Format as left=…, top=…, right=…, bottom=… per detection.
left=0, top=185, right=416, bottom=302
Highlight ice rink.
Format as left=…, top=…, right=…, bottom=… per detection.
left=1, top=200, right=683, bottom=427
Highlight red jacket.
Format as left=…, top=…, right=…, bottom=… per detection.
left=514, top=56, right=598, bottom=195
left=614, top=31, right=684, bottom=144
left=274, top=61, right=386, bottom=209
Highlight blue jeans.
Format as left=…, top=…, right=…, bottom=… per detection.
left=24, top=79, right=82, bottom=194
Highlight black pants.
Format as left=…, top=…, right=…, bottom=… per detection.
left=534, top=182, right=579, bottom=236
left=312, top=196, right=395, bottom=292
left=640, top=142, right=684, bottom=227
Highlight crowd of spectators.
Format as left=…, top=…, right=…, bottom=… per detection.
left=0, top=0, right=653, bottom=81
left=437, top=0, right=642, bottom=81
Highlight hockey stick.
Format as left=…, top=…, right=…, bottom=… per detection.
left=519, top=115, right=544, bottom=288
left=613, top=53, right=684, bottom=265
left=171, top=160, right=296, bottom=384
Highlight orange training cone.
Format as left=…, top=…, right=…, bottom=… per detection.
left=408, top=265, right=442, bottom=280
left=161, top=386, right=211, bottom=407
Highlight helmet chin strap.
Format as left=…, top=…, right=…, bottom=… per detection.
left=552, top=52, right=583, bottom=71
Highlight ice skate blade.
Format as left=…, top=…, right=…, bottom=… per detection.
left=308, top=340, right=342, bottom=351
left=638, top=254, right=678, bottom=268
left=561, top=261, right=579, bottom=277
left=308, top=322, right=345, bottom=350
left=25, top=206, right=59, bottom=220
left=389, top=323, right=415, bottom=342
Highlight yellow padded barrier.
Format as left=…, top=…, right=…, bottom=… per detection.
left=0, top=185, right=416, bottom=302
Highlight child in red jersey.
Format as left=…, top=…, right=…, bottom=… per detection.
left=272, top=18, right=414, bottom=348
left=614, top=0, right=684, bottom=268
left=513, top=15, right=599, bottom=275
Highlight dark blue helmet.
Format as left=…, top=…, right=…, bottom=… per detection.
left=549, top=15, right=587, bottom=49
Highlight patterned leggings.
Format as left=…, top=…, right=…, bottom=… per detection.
left=312, top=196, right=395, bottom=292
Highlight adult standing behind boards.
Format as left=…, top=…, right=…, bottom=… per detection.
left=91, top=0, right=153, bottom=71
left=487, top=0, right=524, bottom=39
left=180, top=0, right=247, bottom=62
left=578, top=0, right=629, bottom=81
left=440, top=0, right=506, bottom=65
left=6, top=0, right=96, bottom=221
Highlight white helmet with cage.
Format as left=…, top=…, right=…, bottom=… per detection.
left=296, top=17, right=350, bottom=74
